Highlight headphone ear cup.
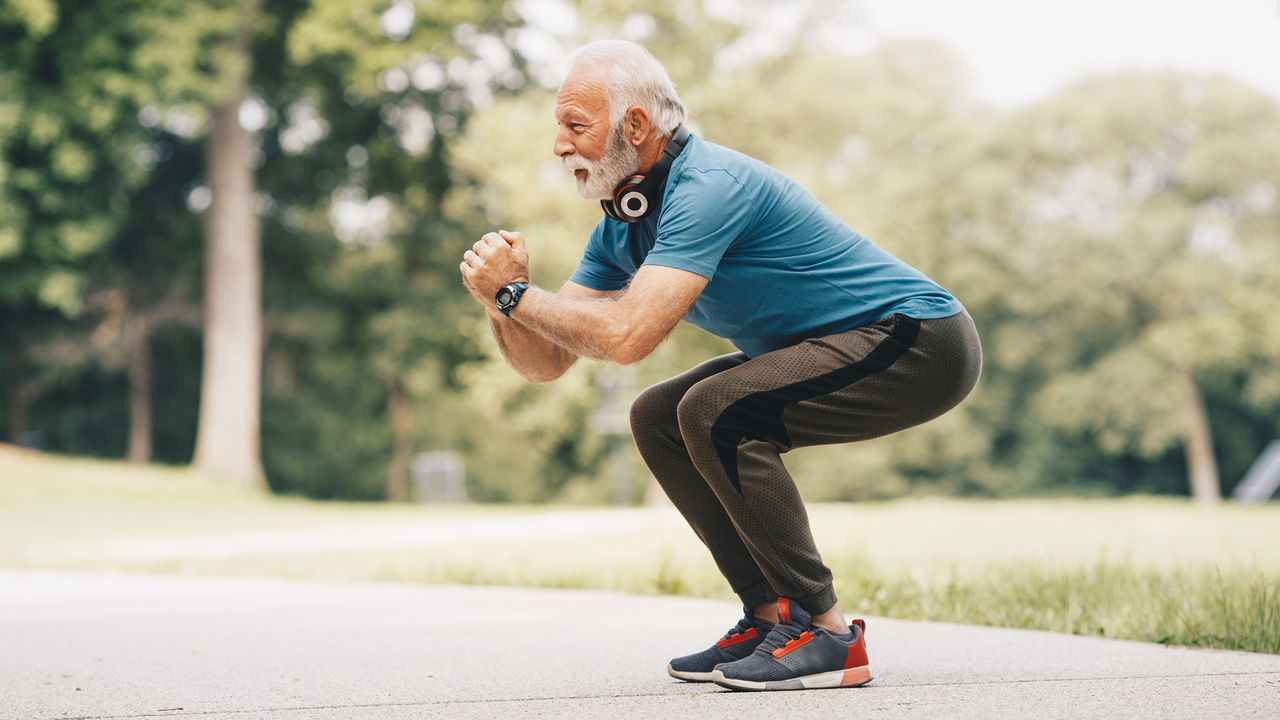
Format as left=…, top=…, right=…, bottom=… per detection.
left=617, top=190, right=649, bottom=219
left=613, top=174, right=648, bottom=220
left=600, top=198, right=624, bottom=222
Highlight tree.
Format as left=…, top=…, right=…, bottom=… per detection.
left=997, top=73, right=1280, bottom=503
left=191, top=1, right=266, bottom=488
left=87, top=134, right=204, bottom=463
left=0, top=0, right=163, bottom=446
left=254, top=0, right=528, bottom=499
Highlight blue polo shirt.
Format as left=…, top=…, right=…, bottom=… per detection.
left=568, top=133, right=964, bottom=358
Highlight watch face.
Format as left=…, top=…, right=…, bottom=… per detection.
left=496, top=289, right=512, bottom=305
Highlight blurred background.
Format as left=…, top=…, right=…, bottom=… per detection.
left=2, top=0, right=1278, bottom=653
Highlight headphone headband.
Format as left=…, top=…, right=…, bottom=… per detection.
left=601, top=124, right=690, bottom=223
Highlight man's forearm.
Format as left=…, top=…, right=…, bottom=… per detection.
left=508, top=287, right=629, bottom=362
left=488, top=310, right=575, bottom=382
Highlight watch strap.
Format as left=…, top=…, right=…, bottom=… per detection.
left=497, top=281, right=529, bottom=316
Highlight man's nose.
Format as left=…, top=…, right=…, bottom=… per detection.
left=553, top=129, right=575, bottom=158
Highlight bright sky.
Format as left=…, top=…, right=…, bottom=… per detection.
left=514, top=0, right=1280, bottom=107
left=845, top=0, right=1280, bottom=107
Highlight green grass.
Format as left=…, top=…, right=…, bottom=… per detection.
left=3, top=445, right=1278, bottom=654
left=0, top=445, right=583, bottom=554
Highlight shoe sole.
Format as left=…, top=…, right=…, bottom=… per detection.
left=667, top=663, right=714, bottom=682
left=709, top=665, right=873, bottom=691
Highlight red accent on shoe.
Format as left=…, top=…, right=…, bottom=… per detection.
left=843, top=620, right=870, bottom=669
left=777, top=597, right=791, bottom=624
left=771, top=630, right=814, bottom=658
left=715, top=626, right=759, bottom=648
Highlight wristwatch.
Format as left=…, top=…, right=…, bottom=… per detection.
left=495, top=280, right=530, bottom=316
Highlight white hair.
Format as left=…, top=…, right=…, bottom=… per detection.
left=564, top=40, right=687, bottom=136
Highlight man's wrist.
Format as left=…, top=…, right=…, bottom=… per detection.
left=487, top=283, right=530, bottom=321
left=495, top=279, right=531, bottom=316
left=508, top=284, right=538, bottom=316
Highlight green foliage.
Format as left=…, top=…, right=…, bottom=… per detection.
left=986, top=74, right=1280, bottom=494
left=249, top=0, right=543, bottom=497
left=0, top=0, right=251, bottom=447
left=0, top=0, right=57, bottom=37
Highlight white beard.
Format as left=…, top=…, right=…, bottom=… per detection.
left=562, top=122, right=641, bottom=200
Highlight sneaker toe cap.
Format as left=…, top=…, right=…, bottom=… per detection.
left=669, top=646, right=721, bottom=672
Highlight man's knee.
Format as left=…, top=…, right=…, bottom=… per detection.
left=675, top=380, right=719, bottom=448
left=629, top=382, right=678, bottom=441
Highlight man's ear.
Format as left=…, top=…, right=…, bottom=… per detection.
left=625, top=106, right=651, bottom=146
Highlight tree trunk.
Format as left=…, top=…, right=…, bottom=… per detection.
left=1177, top=364, right=1220, bottom=504
left=385, top=378, right=413, bottom=502
left=192, top=40, right=264, bottom=490
left=5, top=343, right=24, bottom=443
left=126, top=315, right=152, bottom=463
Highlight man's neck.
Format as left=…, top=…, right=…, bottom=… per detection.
left=636, top=130, right=675, bottom=174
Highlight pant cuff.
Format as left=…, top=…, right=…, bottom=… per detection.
left=734, top=578, right=778, bottom=611
left=793, top=583, right=838, bottom=617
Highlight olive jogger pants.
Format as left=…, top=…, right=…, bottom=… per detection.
left=629, top=309, right=982, bottom=616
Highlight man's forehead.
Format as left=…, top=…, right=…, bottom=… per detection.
left=555, top=66, right=609, bottom=116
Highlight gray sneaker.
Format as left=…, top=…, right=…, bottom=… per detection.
left=710, top=597, right=873, bottom=691
left=667, top=607, right=777, bottom=682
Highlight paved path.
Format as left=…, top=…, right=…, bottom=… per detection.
left=2, top=570, right=1277, bottom=719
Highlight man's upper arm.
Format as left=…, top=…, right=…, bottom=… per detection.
left=642, top=167, right=754, bottom=280
left=611, top=264, right=708, bottom=363
left=559, top=278, right=626, bottom=300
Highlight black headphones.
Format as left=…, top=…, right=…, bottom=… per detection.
left=600, top=123, right=690, bottom=223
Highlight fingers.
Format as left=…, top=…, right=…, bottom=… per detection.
left=470, top=235, right=517, bottom=263
left=498, top=229, right=524, bottom=248
left=475, top=232, right=506, bottom=253
left=472, top=230, right=522, bottom=256
left=459, top=262, right=485, bottom=301
left=460, top=231, right=527, bottom=301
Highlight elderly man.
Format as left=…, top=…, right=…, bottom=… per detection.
left=459, top=39, right=982, bottom=691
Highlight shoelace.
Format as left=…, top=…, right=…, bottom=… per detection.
left=720, top=613, right=756, bottom=641
left=754, top=620, right=809, bottom=655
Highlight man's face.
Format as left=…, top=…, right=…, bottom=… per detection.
left=554, top=68, right=641, bottom=200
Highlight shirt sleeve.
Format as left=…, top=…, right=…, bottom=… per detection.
left=642, top=167, right=755, bottom=280
left=567, top=217, right=632, bottom=291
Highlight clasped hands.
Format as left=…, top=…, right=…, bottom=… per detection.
left=459, top=230, right=530, bottom=313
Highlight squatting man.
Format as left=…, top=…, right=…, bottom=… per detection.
left=458, top=39, right=982, bottom=691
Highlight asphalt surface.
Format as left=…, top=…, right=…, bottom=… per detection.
left=2, top=570, right=1278, bottom=719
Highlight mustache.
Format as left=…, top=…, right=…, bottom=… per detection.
left=562, top=154, right=593, bottom=171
